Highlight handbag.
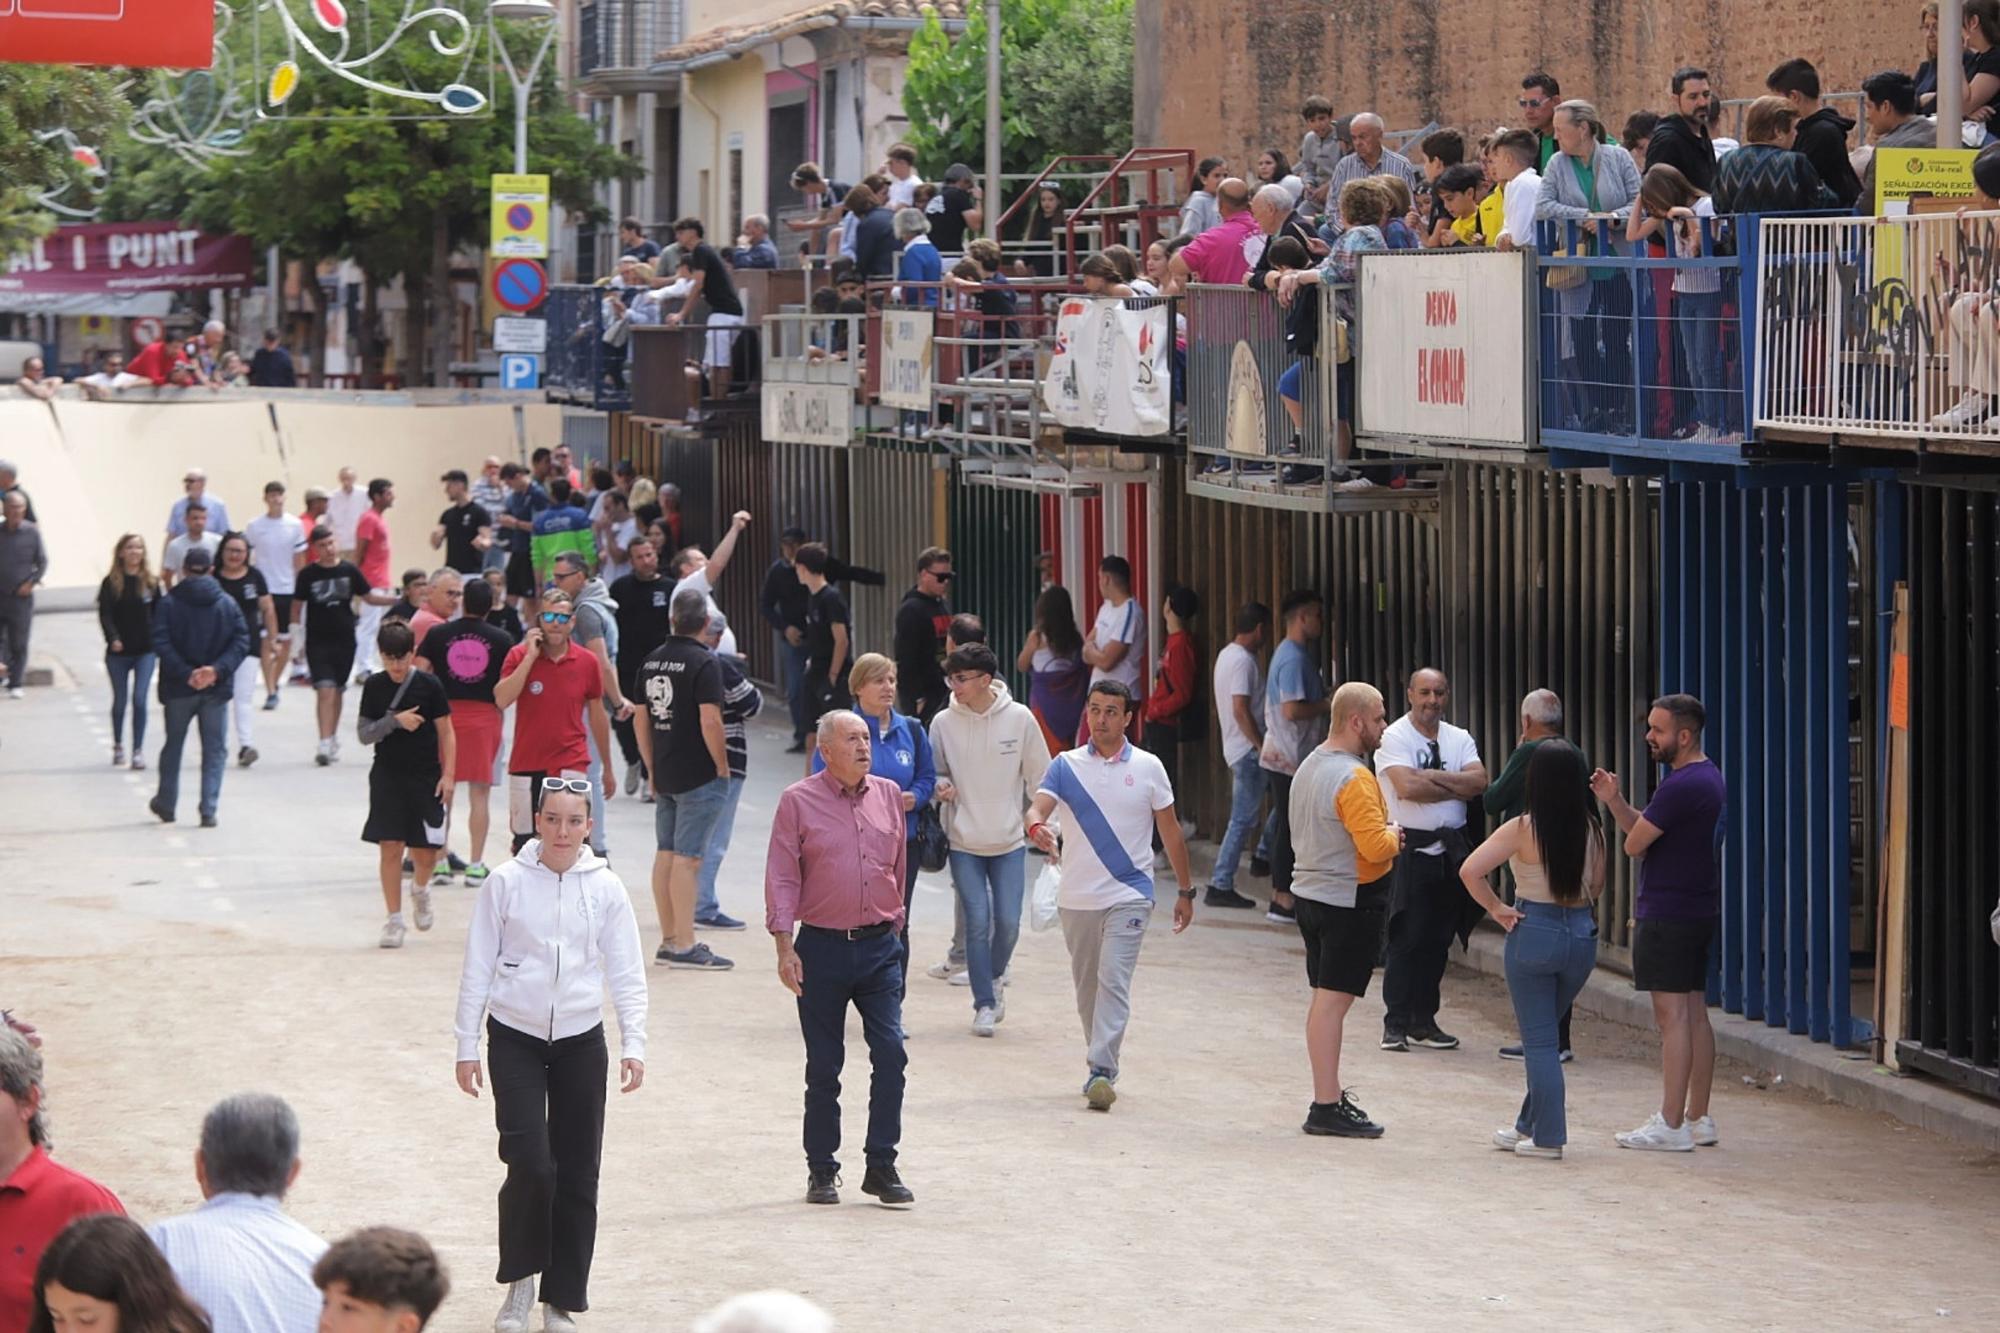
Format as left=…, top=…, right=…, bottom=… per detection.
left=1544, top=239, right=1588, bottom=291
left=914, top=803, right=950, bottom=873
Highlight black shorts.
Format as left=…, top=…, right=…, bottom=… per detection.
left=1631, top=915, right=1716, bottom=993
left=305, top=639, right=355, bottom=690
left=362, top=766, right=447, bottom=848
left=506, top=545, right=535, bottom=598
left=270, top=594, right=293, bottom=628
left=1295, top=882, right=1391, bottom=996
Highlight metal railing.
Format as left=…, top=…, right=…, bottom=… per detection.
left=576, top=0, right=673, bottom=77
left=759, top=311, right=863, bottom=447
left=544, top=285, right=631, bottom=412
left=628, top=320, right=759, bottom=425
left=1756, top=209, right=2000, bottom=445
left=1185, top=281, right=1342, bottom=506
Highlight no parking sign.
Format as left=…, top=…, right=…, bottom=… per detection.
left=490, top=173, right=549, bottom=258
left=490, top=258, right=549, bottom=314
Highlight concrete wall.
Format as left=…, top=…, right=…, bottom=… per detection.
left=1137, top=0, right=1921, bottom=169
left=3, top=397, right=563, bottom=594
left=682, top=56, right=773, bottom=230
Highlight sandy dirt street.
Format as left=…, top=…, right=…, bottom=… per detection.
left=5, top=609, right=1999, bottom=1331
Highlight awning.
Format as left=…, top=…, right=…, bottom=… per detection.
left=0, top=292, right=174, bottom=317
left=0, top=222, right=255, bottom=298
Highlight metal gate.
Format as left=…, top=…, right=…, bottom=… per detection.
left=947, top=472, right=1041, bottom=696
left=846, top=444, right=944, bottom=665
left=1901, top=485, right=2000, bottom=1098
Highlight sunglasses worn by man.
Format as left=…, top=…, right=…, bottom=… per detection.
left=540, top=611, right=573, bottom=625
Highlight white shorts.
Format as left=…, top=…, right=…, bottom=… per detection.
left=703, top=312, right=745, bottom=370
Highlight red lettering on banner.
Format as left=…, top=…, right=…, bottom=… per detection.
left=1424, top=290, right=1458, bottom=327
left=1416, top=347, right=1466, bottom=405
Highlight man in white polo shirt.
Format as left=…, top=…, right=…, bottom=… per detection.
left=1374, top=667, right=1488, bottom=1053
left=1080, top=556, right=1145, bottom=736
left=1026, top=679, right=1194, bottom=1113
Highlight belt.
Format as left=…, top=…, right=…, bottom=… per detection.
left=800, top=921, right=895, bottom=941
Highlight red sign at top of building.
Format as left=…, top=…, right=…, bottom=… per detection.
left=0, top=0, right=215, bottom=71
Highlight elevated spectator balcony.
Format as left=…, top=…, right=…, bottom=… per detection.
left=757, top=311, right=864, bottom=448
left=544, top=285, right=631, bottom=413
left=576, top=0, right=679, bottom=94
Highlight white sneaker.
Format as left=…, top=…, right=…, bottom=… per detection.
left=1931, top=389, right=1993, bottom=428
left=494, top=1278, right=535, bottom=1333
left=927, top=959, right=966, bottom=981
left=993, top=992, right=1007, bottom=1023
left=1689, top=1114, right=1718, bottom=1147
left=412, top=883, right=435, bottom=932
left=1615, top=1111, right=1695, bottom=1152
left=948, top=968, right=973, bottom=987
left=1492, top=1126, right=1524, bottom=1150
left=542, top=1306, right=578, bottom=1333
left=379, top=916, right=407, bottom=950
left=1334, top=473, right=1378, bottom=492
left=1514, top=1138, right=1563, bottom=1160
left=5, top=687, right=21, bottom=700
left=624, top=761, right=642, bottom=796
left=972, top=1006, right=997, bottom=1037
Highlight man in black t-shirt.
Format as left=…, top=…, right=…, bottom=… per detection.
left=416, top=576, right=515, bottom=882
left=294, top=525, right=391, bottom=765
left=635, top=588, right=734, bottom=972
left=608, top=536, right=675, bottom=791
left=431, top=469, right=494, bottom=575
left=893, top=545, right=954, bottom=723
left=668, top=217, right=747, bottom=405
left=357, top=619, right=455, bottom=950
left=925, top=162, right=984, bottom=253
left=796, top=541, right=852, bottom=731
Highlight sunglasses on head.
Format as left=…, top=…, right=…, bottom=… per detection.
left=540, top=611, right=573, bottom=624
left=540, top=777, right=592, bottom=795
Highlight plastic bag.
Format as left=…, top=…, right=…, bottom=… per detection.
left=1030, top=860, right=1062, bottom=933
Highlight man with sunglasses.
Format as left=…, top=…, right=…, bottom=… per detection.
left=1518, top=72, right=1562, bottom=169
left=892, top=547, right=953, bottom=724
left=496, top=588, right=616, bottom=854
left=1374, top=667, right=1488, bottom=1054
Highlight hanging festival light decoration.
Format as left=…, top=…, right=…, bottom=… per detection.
left=32, top=129, right=111, bottom=220
left=254, top=0, right=492, bottom=118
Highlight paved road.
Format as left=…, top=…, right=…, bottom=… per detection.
left=5, top=608, right=1998, bottom=1331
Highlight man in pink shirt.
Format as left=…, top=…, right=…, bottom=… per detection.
left=406, top=567, right=461, bottom=644
left=765, top=709, right=914, bottom=1210
left=1168, top=178, right=1263, bottom=289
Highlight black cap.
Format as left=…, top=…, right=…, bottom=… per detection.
left=182, top=546, right=214, bottom=574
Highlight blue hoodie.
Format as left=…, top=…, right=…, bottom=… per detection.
left=152, top=575, right=249, bottom=702
left=812, top=708, right=935, bottom=837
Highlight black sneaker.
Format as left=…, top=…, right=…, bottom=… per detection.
left=860, top=1164, right=914, bottom=1206
left=1408, top=1028, right=1460, bottom=1050
left=805, top=1167, right=840, bottom=1205
left=1280, top=464, right=1324, bottom=486
left=695, top=911, right=747, bottom=931
left=660, top=942, right=734, bottom=970
left=1380, top=1031, right=1409, bottom=1052
left=1498, top=1044, right=1525, bottom=1061
left=1204, top=886, right=1257, bottom=909
left=447, top=852, right=467, bottom=872
left=1249, top=855, right=1271, bottom=878
left=148, top=798, right=174, bottom=824
left=1264, top=899, right=1296, bottom=925
left=785, top=739, right=808, bottom=755
left=1303, top=1091, right=1385, bottom=1139
left=199, top=814, right=217, bottom=828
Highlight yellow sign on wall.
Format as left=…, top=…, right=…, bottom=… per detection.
left=1875, top=148, right=1978, bottom=215
left=490, top=173, right=550, bottom=258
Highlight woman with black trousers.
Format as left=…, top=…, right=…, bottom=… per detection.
left=455, top=780, right=648, bottom=1333
left=97, top=532, right=160, bottom=769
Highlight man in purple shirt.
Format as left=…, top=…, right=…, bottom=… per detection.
left=765, top=709, right=915, bottom=1208
left=1591, top=693, right=1728, bottom=1154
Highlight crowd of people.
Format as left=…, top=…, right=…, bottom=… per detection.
left=13, top=324, right=296, bottom=399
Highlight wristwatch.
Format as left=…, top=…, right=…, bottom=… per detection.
left=1176, top=886, right=1196, bottom=900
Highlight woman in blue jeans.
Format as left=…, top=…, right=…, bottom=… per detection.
left=96, top=533, right=159, bottom=770
left=1458, top=740, right=1605, bottom=1159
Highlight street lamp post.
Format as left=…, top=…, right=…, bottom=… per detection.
left=490, top=0, right=560, bottom=174
left=984, top=0, right=1001, bottom=238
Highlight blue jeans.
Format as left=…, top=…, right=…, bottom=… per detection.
left=1503, top=900, right=1599, bottom=1147
left=653, top=774, right=731, bottom=856
left=107, top=651, right=155, bottom=751
left=778, top=635, right=809, bottom=742
left=1212, top=752, right=1268, bottom=890
left=156, top=693, right=228, bottom=820
left=950, top=847, right=1027, bottom=1010
left=694, top=776, right=746, bottom=918
left=1675, top=289, right=1727, bottom=431
left=793, top=926, right=905, bottom=1170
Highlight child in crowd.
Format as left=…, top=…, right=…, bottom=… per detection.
left=312, top=1227, right=450, bottom=1333
left=1491, top=129, right=1544, bottom=251
left=1428, top=163, right=1491, bottom=247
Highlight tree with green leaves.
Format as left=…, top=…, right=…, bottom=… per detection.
left=0, top=65, right=124, bottom=258
left=901, top=0, right=1133, bottom=184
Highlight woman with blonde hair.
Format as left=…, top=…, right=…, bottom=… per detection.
left=97, top=532, right=160, bottom=769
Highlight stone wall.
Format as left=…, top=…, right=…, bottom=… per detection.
left=1136, top=0, right=1928, bottom=165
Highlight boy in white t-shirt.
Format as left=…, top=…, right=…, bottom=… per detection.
left=1490, top=130, right=1544, bottom=252
left=1081, top=556, right=1146, bottom=734
left=1206, top=601, right=1272, bottom=907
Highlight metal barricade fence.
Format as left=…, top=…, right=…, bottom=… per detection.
left=1186, top=281, right=1339, bottom=475
left=759, top=311, right=865, bottom=446
left=545, top=285, right=629, bottom=411
left=1756, top=209, right=2000, bottom=444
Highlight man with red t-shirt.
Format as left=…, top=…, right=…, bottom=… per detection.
left=495, top=586, right=616, bottom=852
left=0, top=1030, right=125, bottom=1329
left=119, top=331, right=175, bottom=388
left=352, top=478, right=395, bottom=681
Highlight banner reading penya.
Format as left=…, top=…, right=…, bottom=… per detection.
left=1042, top=297, right=1173, bottom=436
left=0, top=222, right=256, bottom=295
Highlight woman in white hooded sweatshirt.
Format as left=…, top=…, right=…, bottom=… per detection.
left=455, top=780, right=649, bottom=1333
left=928, top=643, right=1053, bottom=1038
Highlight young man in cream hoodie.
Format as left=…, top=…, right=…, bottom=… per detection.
left=928, top=644, right=1052, bottom=1037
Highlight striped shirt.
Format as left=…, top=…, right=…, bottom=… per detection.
left=1038, top=742, right=1173, bottom=911
left=149, top=1193, right=327, bottom=1333
left=717, top=653, right=763, bottom=778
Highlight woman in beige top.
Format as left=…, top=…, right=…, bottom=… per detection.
left=1459, top=740, right=1606, bottom=1159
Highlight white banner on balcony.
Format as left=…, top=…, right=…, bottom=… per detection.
left=1042, top=297, right=1171, bottom=436
left=879, top=309, right=934, bottom=410
left=762, top=380, right=851, bottom=447
left=1357, top=251, right=1528, bottom=446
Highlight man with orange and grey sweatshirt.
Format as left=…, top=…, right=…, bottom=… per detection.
left=1288, top=680, right=1402, bottom=1140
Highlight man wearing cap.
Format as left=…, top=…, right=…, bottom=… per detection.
left=431, top=469, right=494, bottom=577
left=167, top=469, right=231, bottom=542
left=149, top=545, right=250, bottom=828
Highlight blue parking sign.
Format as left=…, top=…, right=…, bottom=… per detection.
left=500, top=353, right=540, bottom=390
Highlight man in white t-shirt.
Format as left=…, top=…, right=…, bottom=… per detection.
left=1205, top=601, right=1272, bottom=908
left=885, top=144, right=925, bottom=209
left=162, top=502, right=223, bottom=590
left=668, top=509, right=751, bottom=658
left=1373, top=667, right=1488, bottom=1053
left=244, top=480, right=308, bottom=708
left=1025, top=679, right=1193, bottom=1113
left=1081, top=556, right=1146, bottom=736
left=324, top=466, right=369, bottom=560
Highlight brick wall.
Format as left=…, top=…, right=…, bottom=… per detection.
left=1137, top=0, right=1926, bottom=166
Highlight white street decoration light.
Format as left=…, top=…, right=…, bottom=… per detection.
left=488, top=0, right=557, bottom=174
